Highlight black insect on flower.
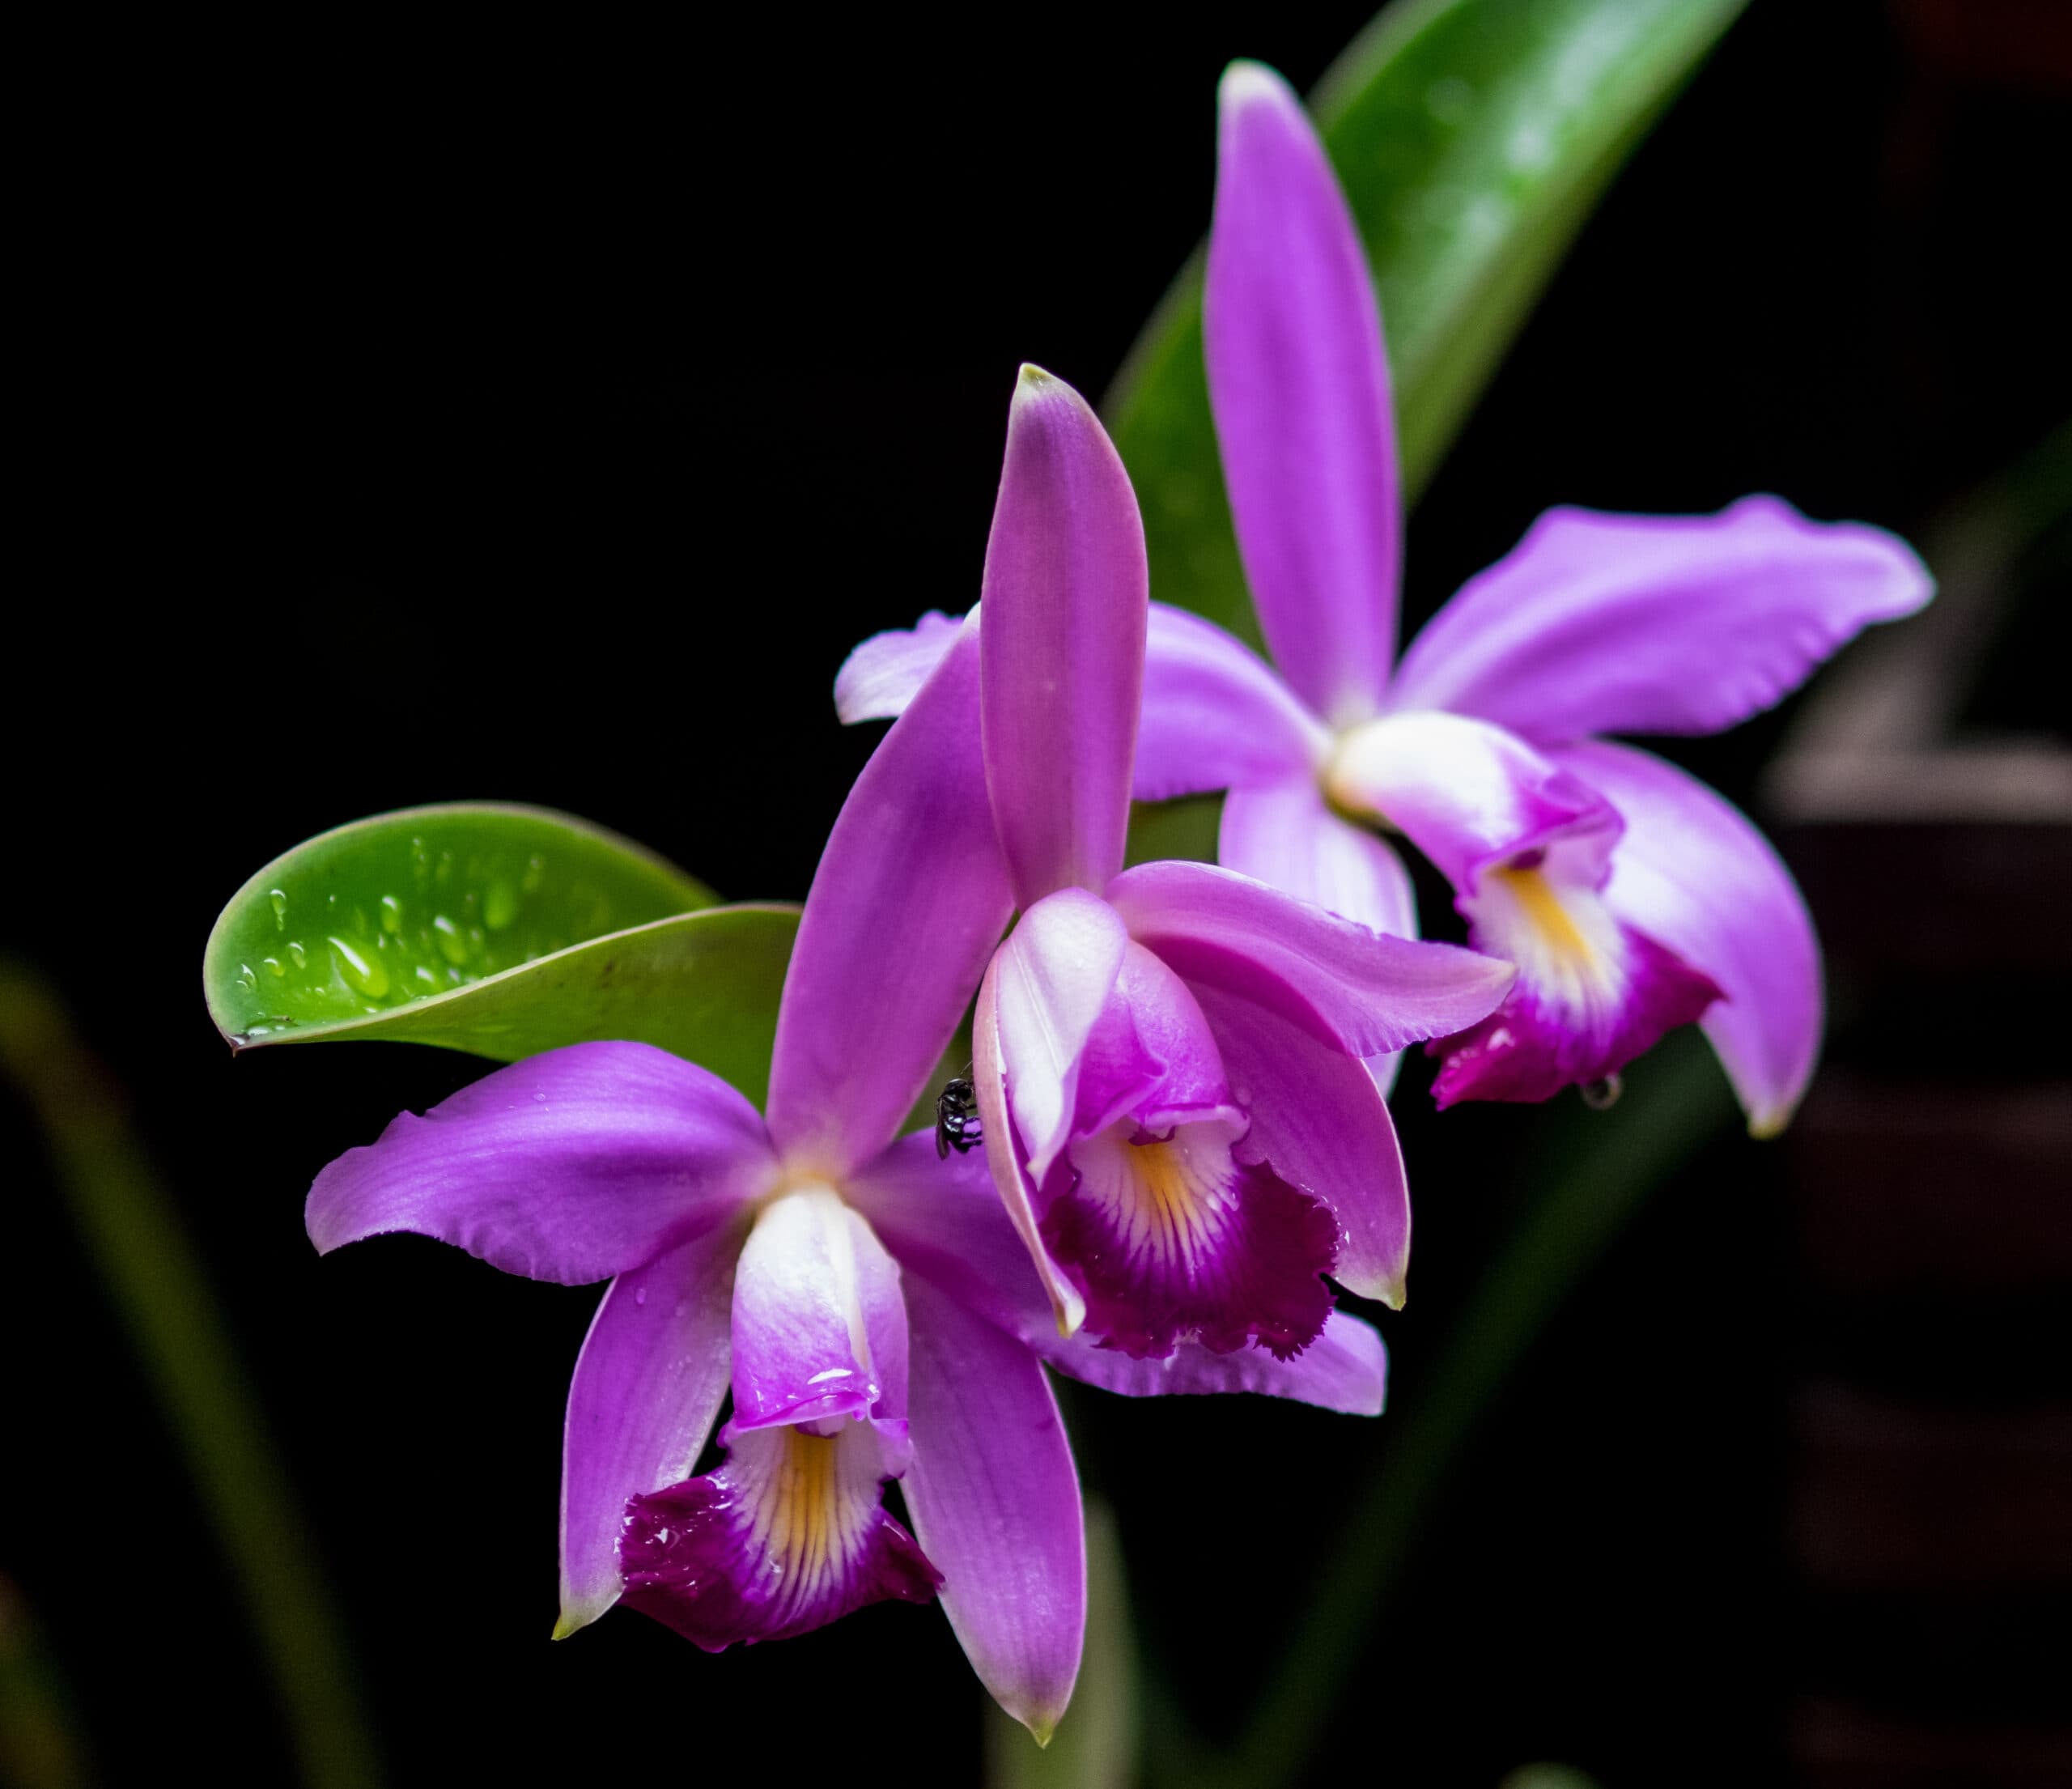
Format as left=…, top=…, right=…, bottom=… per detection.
left=935, top=1076, right=982, bottom=1159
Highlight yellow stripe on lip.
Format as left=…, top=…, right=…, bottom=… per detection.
left=1487, top=864, right=1595, bottom=964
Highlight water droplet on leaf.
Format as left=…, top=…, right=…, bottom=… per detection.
left=1580, top=1074, right=1622, bottom=1111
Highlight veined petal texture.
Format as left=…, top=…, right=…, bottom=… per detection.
left=1553, top=738, right=1823, bottom=1135
left=766, top=625, right=1015, bottom=1180
left=1207, top=61, right=1400, bottom=727
left=729, top=1186, right=909, bottom=1430
left=305, top=1041, right=776, bottom=1285
left=980, top=367, right=1148, bottom=904
left=1391, top=497, right=1934, bottom=746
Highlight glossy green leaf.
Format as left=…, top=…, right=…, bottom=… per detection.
left=1106, top=0, right=1747, bottom=652
left=206, top=805, right=792, bottom=1098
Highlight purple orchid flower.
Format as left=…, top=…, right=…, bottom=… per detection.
left=845, top=66, right=1933, bottom=1136
left=302, top=419, right=1399, bottom=1741
left=849, top=365, right=1512, bottom=1357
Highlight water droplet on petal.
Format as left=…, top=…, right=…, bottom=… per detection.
left=1581, top=1074, right=1623, bottom=1111
left=380, top=894, right=404, bottom=934
left=328, top=936, right=391, bottom=999
left=483, top=878, right=518, bottom=931
left=236, top=963, right=258, bottom=992
left=262, top=957, right=285, bottom=977
left=269, top=889, right=288, bottom=929
left=287, top=941, right=307, bottom=969
left=431, top=916, right=470, bottom=966
left=634, top=1286, right=648, bottom=1307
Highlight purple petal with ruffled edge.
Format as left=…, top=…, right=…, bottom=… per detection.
left=766, top=625, right=1015, bottom=1181
left=900, top=1274, right=1083, bottom=1743
left=1218, top=778, right=1417, bottom=939
left=834, top=607, right=966, bottom=724
left=1045, top=1307, right=1388, bottom=1415
left=1105, top=859, right=1513, bottom=1056
left=849, top=1135, right=1388, bottom=1415
left=1325, top=708, right=1622, bottom=895
left=555, top=1221, right=745, bottom=1637
left=980, top=366, right=1148, bottom=904
left=619, top=1416, right=940, bottom=1651
left=1391, top=496, right=1935, bottom=746
left=1553, top=738, right=1824, bottom=1135
left=1136, top=603, right=1329, bottom=800
left=1191, top=981, right=1408, bottom=1307
left=1207, top=62, right=1399, bottom=728
left=729, top=1187, right=909, bottom=1430
left=306, top=1041, right=776, bottom=1285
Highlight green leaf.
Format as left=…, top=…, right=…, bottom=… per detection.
left=1106, top=0, right=1747, bottom=652
left=205, top=805, right=793, bottom=1100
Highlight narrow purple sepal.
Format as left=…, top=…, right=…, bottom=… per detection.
left=1390, top=496, right=1935, bottom=746
left=1207, top=62, right=1399, bottom=726
left=557, top=1223, right=745, bottom=1637
left=901, top=1275, right=1084, bottom=1742
left=620, top=1417, right=940, bottom=1651
left=979, top=366, right=1148, bottom=904
left=766, top=625, right=1015, bottom=1180
left=306, top=1041, right=775, bottom=1285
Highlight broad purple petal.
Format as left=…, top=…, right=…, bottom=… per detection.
left=555, top=1222, right=745, bottom=1637
left=1105, top=859, right=1513, bottom=1056
left=1553, top=739, right=1824, bottom=1134
left=766, top=625, right=1016, bottom=1180
left=1192, top=981, right=1409, bottom=1307
left=1218, top=777, right=1417, bottom=939
left=1390, top=497, right=1935, bottom=746
left=1326, top=708, right=1622, bottom=894
left=979, top=366, right=1148, bottom=903
left=1042, top=1307, right=1388, bottom=1416
left=729, top=1187, right=908, bottom=1430
left=1136, top=603, right=1328, bottom=800
left=307, top=1041, right=775, bottom=1285
left=620, top=1417, right=940, bottom=1651
left=901, top=1273, right=1084, bottom=1742
left=1206, top=62, right=1399, bottom=727
left=834, top=607, right=966, bottom=724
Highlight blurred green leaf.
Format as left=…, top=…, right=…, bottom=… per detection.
left=0, top=1577, right=90, bottom=1789
left=1501, top=1767, right=1603, bottom=1789
left=987, top=1501, right=1140, bottom=1789
left=2, top=968, right=382, bottom=1789
left=1106, top=0, right=1747, bottom=652
left=204, top=805, right=793, bottom=1092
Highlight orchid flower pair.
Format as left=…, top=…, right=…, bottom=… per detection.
left=304, top=368, right=1512, bottom=1733
left=850, top=64, right=1933, bottom=1133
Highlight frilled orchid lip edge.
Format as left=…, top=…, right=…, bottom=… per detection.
left=619, top=1417, right=941, bottom=1651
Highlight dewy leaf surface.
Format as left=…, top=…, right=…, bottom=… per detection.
left=204, top=805, right=796, bottom=1102
left=1106, top=0, right=1747, bottom=654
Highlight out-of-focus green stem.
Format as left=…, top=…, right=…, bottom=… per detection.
left=0, top=1575, right=91, bottom=1789
left=0, top=967, right=384, bottom=1789
left=1204, top=1030, right=1733, bottom=1789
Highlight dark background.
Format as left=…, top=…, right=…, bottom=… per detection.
left=7, top=2, right=2068, bottom=1783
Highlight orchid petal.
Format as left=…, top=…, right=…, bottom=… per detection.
left=991, top=888, right=1132, bottom=1185
left=306, top=1041, right=775, bottom=1284
left=1552, top=739, right=1824, bottom=1135
left=974, top=954, right=1088, bottom=1337
left=1218, top=778, right=1417, bottom=939
left=901, top=1274, right=1084, bottom=1743
left=620, top=1416, right=939, bottom=1651
left=1207, top=61, right=1400, bottom=727
left=1104, top=860, right=1513, bottom=1057
left=554, top=1222, right=745, bottom=1637
left=1327, top=708, right=1622, bottom=894
left=1136, top=603, right=1328, bottom=800
left=1192, top=981, right=1409, bottom=1307
left=729, top=1186, right=909, bottom=1430
left=980, top=366, right=1148, bottom=903
left=1043, top=1307, right=1388, bottom=1415
left=834, top=608, right=966, bottom=725
left=766, top=626, right=1015, bottom=1179
left=1391, top=497, right=1935, bottom=746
